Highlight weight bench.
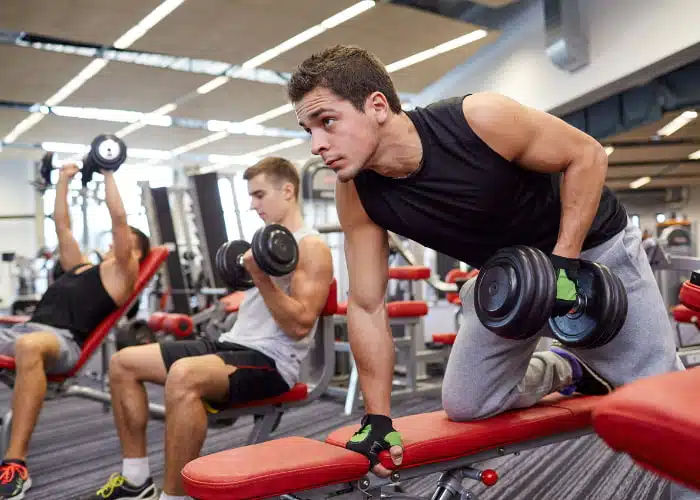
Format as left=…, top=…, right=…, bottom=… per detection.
left=182, top=393, right=599, bottom=500
left=0, top=246, right=170, bottom=454
left=593, top=367, right=700, bottom=493
left=144, top=279, right=338, bottom=445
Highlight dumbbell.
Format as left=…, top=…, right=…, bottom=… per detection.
left=39, top=134, right=128, bottom=188
left=473, top=246, right=628, bottom=349
left=147, top=311, right=168, bottom=332
left=215, top=224, right=299, bottom=291
left=162, top=314, right=194, bottom=338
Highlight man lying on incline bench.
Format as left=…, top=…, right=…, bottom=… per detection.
left=0, top=163, right=150, bottom=500
left=289, top=45, right=683, bottom=481
left=88, top=157, right=334, bottom=500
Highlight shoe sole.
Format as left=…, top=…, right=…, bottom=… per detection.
left=554, top=345, right=614, bottom=393
left=6, top=477, right=31, bottom=500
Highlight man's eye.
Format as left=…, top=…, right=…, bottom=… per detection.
left=323, top=118, right=335, bottom=127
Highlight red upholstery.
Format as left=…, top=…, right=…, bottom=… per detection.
left=445, top=269, right=478, bottom=305
left=163, top=313, right=194, bottom=338
left=593, top=368, right=700, bottom=491
left=0, top=247, right=169, bottom=382
left=221, top=291, right=245, bottom=313
left=147, top=312, right=167, bottom=332
left=182, top=394, right=599, bottom=500
left=388, top=266, right=431, bottom=280
left=672, top=304, right=698, bottom=324
left=432, top=333, right=457, bottom=345
left=337, top=301, right=428, bottom=317
left=0, top=316, right=30, bottom=325
left=321, top=279, right=338, bottom=316
left=679, top=280, right=700, bottom=311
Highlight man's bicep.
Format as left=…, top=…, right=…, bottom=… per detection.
left=57, top=229, right=86, bottom=270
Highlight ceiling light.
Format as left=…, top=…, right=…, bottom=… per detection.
left=196, top=76, right=230, bottom=95
left=245, top=104, right=295, bottom=125
left=41, top=142, right=90, bottom=154
left=604, top=146, right=614, bottom=156
left=113, top=0, right=186, bottom=49
left=657, top=110, right=698, bottom=137
left=386, top=29, right=488, bottom=73
left=689, top=149, right=700, bottom=160
left=629, top=176, right=651, bottom=189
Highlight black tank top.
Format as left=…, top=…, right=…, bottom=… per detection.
left=354, top=96, right=628, bottom=269
left=31, top=263, right=118, bottom=345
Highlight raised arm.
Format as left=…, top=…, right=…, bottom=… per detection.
left=102, top=171, right=137, bottom=277
left=54, top=164, right=87, bottom=271
left=335, top=180, right=393, bottom=416
left=462, top=92, right=608, bottom=258
left=249, top=235, right=334, bottom=340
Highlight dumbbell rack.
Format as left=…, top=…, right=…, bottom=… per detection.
left=648, top=244, right=700, bottom=367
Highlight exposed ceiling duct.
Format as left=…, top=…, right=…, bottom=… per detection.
left=544, top=0, right=589, bottom=72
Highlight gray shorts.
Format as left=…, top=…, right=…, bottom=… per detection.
left=0, top=322, right=81, bottom=374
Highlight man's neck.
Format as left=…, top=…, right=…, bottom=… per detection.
left=278, top=209, right=305, bottom=234
left=367, top=112, right=423, bottom=179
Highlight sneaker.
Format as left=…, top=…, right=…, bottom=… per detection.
left=0, top=460, right=31, bottom=499
left=551, top=345, right=613, bottom=396
left=86, top=472, right=159, bottom=499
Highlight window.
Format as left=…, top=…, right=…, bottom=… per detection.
left=631, top=215, right=640, bottom=228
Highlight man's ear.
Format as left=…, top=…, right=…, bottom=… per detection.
left=366, top=91, right=390, bottom=124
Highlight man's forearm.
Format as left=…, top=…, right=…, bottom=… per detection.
left=254, top=275, right=313, bottom=339
left=347, top=302, right=394, bottom=416
left=54, top=179, right=71, bottom=231
left=553, top=145, right=608, bottom=258
left=102, top=172, right=128, bottom=225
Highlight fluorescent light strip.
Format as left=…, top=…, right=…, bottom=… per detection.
left=244, top=104, right=295, bottom=125
left=657, top=110, right=698, bottom=137
left=171, top=131, right=230, bottom=156
left=116, top=103, right=178, bottom=138
left=2, top=0, right=186, bottom=144
left=604, top=146, right=615, bottom=156
left=204, top=138, right=307, bottom=173
left=386, top=29, right=488, bottom=73
left=689, top=149, right=700, bottom=160
left=194, top=1, right=376, bottom=96
left=629, top=176, right=651, bottom=189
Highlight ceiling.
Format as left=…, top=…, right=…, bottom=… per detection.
left=602, top=109, right=700, bottom=191
left=0, top=0, right=502, bottom=171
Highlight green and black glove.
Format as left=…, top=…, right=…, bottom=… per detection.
left=346, top=414, right=403, bottom=469
left=550, top=254, right=580, bottom=316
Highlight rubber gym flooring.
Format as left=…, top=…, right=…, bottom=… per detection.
left=0, top=376, right=670, bottom=500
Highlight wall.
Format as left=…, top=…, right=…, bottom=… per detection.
left=0, top=160, right=40, bottom=306
left=418, top=0, right=700, bottom=113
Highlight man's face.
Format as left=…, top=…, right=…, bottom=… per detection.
left=295, top=87, right=381, bottom=183
left=248, top=174, right=292, bottom=225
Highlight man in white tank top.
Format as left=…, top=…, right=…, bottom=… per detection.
left=89, top=157, right=334, bottom=500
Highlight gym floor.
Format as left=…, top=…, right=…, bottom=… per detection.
left=2, top=374, right=669, bottom=500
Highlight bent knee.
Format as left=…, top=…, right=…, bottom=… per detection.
left=14, top=333, right=55, bottom=361
left=109, top=345, right=153, bottom=380
left=165, top=359, right=198, bottom=393
left=442, top=385, right=506, bottom=422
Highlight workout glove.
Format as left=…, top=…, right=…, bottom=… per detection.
left=346, top=414, right=403, bottom=470
left=550, top=254, right=579, bottom=316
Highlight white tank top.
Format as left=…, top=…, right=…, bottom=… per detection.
left=218, top=226, right=320, bottom=388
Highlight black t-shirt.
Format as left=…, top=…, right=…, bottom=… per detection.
left=353, top=95, right=627, bottom=268
left=30, top=263, right=117, bottom=345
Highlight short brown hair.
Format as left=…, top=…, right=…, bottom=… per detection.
left=287, top=45, right=402, bottom=115
left=243, top=157, right=300, bottom=200
left=129, top=226, right=151, bottom=264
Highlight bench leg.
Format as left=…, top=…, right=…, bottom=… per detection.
left=246, top=412, right=281, bottom=445
left=0, top=410, right=12, bottom=458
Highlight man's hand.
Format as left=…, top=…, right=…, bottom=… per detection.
left=241, top=248, right=264, bottom=279
left=59, top=163, right=80, bottom=182
left=550, top=254, right=579, bottom=316
left=346, top=414, right=404, bottom=477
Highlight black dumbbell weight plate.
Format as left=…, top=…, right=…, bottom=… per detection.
left=474, top=246, right=554, bottom=340
left=90, top=134, right=128, bottom=172
left=593, top=264, right=628, bottom=348
left=548, top=261, right=612, bottom=349
left=217, top=240, right=254, bottom=290
left=251, top=224, right=299, bottom=277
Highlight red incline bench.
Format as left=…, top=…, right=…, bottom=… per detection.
left=182, top=394, right=599, bottom=500
left=0, top=247, right=170, bottom=454
left=593, top=367, right=700, bottom=493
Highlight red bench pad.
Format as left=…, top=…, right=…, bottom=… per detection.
left=182, top=395, right=598, bottom=500
left=592, top=368, right=700, bottom=491
left=388, top=266, right=431, bottom=280
left=182, top=436, right=368, bottom=500
left=679, top=281, right=700, bottom=311
left=672, top=304, right=698, bottom=324
left=226, top=382, right=307, bottom=409
left=432, top=333, right=457, bottom=345
left=221, top=291, right=245, bottom=313
left=327, top=394, right=598, bottom=470
left=336, top=301, right=428, bottom=317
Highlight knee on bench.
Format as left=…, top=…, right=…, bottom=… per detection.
left=443, top=386, right=509, bottom=422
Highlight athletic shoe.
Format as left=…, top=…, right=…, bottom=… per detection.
left=0, top=460, right=31, bottom=499
left=84, top=472, right=159, bottom=499
left=551, top=345, right=613, bottom=396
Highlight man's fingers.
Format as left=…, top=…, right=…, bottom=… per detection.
left=389, top=445, right=403, bottom=466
